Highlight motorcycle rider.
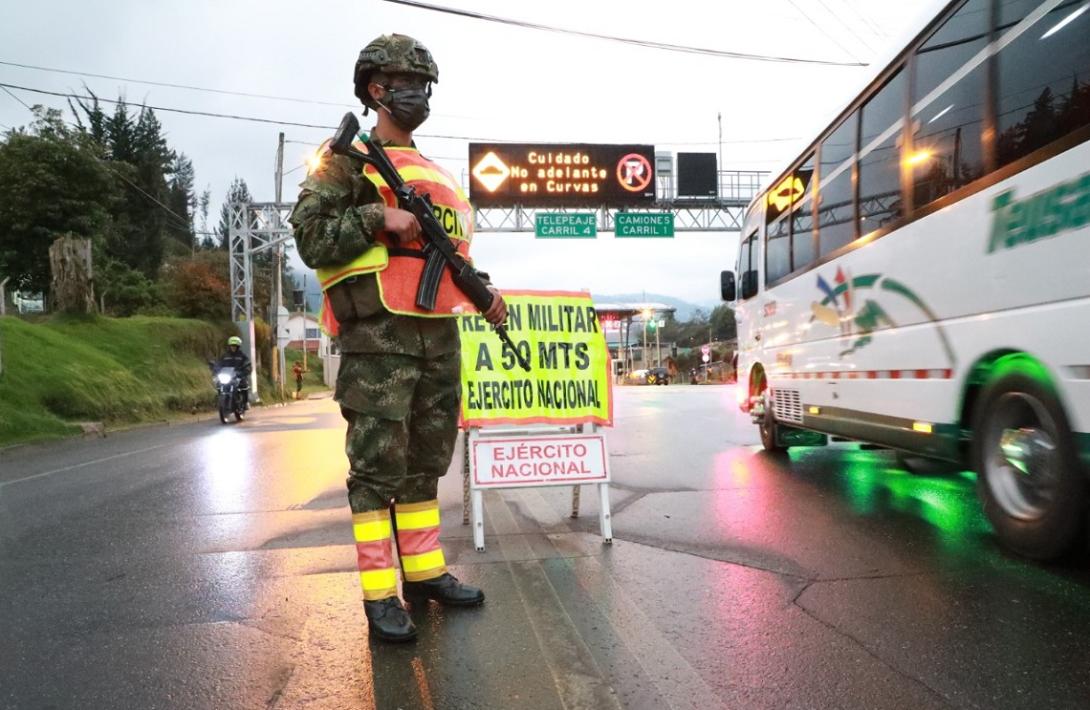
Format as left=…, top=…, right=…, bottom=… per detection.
left=215, top=336, right=252, bottom=409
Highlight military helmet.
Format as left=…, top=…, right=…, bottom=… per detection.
left=228, top=336, right=242, bottom=346
left=354, top=33, right=439, bottom=108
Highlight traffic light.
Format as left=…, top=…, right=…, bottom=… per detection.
left=647, top=319, right=656, bottom=332
left=671, top=343, right=678, bottom=358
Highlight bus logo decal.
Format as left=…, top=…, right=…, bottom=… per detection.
left=987, top=173, right=1090, bottom=254
left=810, top=267, right=956, bottom=366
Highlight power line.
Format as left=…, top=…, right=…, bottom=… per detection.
left=814, top=0, right=879, bottom=55
left=2, top=84, right=203, bottom=236
left=0, top=82, right=337, bottom=130
left=839, top=0, right=890, bottom=39
left=0, top=59, right=359, bottom=109
left=785, top=0, right=865, bottom=63
left=1, top=85, right=32, bottom=111
left=382, top=0, right=867, bottom=67
left=3, top=81, right=804, bottom=152
left=0, top=59, right=478, bottom=120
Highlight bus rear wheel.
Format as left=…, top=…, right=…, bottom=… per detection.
left=758, top=391, right=784, bottom=453
left=972, top=373, right=1086, bottom=560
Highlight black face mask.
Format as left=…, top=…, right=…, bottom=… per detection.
left=377, top=87, right=430, bottom=132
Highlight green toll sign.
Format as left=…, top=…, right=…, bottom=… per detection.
left=535, top=213, right=597, bottom=238
left=615, top=212, right=675, bottom=237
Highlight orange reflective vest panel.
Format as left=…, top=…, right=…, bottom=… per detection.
left=316, top=143, right=476, bottom=335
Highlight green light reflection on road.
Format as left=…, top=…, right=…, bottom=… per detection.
left=830, top=449, right=989, bottom=542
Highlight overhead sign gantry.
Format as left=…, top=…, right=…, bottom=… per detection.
left=467, top=142, right=765, bottom=233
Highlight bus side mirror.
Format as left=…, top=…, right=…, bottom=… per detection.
left=721, top=271, right=736, bottom=302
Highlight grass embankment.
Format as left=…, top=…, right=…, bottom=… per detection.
left=0, top=315, right=237, bottom=446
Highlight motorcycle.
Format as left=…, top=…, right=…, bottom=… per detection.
left=209, top=364, right=245, bottom=424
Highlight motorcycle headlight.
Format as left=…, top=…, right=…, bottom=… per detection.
left=217, top=373, right=232, bottom=384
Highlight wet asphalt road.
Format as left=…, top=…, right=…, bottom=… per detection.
left=2, top=385, right=1090, bottom=710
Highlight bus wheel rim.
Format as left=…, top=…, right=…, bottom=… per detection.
left=985, top=392, right=1059, bottom=522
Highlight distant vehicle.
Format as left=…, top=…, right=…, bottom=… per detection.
left=647, top=367, right=670, bottom=385
left=722, top=0, right=1090, bottom=560
left=14, top=292, right=44, bottom=314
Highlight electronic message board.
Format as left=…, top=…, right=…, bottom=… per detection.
left=468, top=144, right=656, bottom=207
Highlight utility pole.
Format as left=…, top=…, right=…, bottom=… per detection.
left=274, top=131, right=287, bottom=397
left=301, top=273, right=308, bottom=373
left=642, top=310, right=650, bottom=370
left=717, top=112, right=723, bottom=201
left=655, top=319, right=661, bottom=368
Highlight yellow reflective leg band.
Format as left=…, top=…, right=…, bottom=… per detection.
left=394, top=500, right=441, bottom=531
left=360, top=568, right=399, bottom=601
left=400, top=549, right=447, bottom=582
left=353, top=513, right=392, bottom=543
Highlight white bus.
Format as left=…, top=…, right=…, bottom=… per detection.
left=722, top=0, right=1090, bottom=559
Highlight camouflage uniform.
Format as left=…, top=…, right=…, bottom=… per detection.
left=289, top=146, right=460, bottom=513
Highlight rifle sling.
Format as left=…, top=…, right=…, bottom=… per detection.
left=386, top=246, right=428, bottom=259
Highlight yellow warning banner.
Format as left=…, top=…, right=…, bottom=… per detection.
left=459, top=290, right=613, bottom=428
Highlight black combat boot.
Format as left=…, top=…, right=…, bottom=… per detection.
left=364, top=597, right=417, bottom=642
left=403, top=573, right=485, bottom=607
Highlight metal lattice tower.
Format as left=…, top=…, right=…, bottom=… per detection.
left=228, top=202, right=295, bottom=323
left=228, top=201, right=295, bottom=395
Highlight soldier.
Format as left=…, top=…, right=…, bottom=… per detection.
left=292, top=360, right=304, bottom=395
left=289, top=34, right=507, bottom=643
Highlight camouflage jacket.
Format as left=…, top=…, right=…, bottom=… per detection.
left=288, top=135, right=459, bottom=358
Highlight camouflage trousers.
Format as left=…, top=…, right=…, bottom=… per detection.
left=336, top=351, right=461, bottom=513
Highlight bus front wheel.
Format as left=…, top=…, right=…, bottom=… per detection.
left=972, top=373, right=1086, bottom=560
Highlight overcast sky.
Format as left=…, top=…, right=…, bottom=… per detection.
left=0, top=0, right=944, bottom=307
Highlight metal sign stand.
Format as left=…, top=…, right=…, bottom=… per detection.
left=461, top=423, right=613, bottom=552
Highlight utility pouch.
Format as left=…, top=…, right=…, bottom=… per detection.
left=326, top=280, right=358, bottom=323
left=328, top=275, right=384, bottom=323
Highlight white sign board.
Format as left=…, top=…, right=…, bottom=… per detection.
left=464, top=426, right=613, bottom=551
left=471, top=434, right=609, bottom=488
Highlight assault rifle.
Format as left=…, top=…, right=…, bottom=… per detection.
left=329, top=112, right=531, bottom=371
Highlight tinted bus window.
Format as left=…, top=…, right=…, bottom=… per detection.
left=859, top=68, right=906, bottom=231
left=996, top=0, right=1090, bottom=166
left=790, top=157, right=816, bottom=271
left=912, top=0, right=989, bottom=206
left=739, top=230, right=758, bottom=299
left=766, top=215, right=790, bottom=284
left=817, top=113, right=858, bottom=257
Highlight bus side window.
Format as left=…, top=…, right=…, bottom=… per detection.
left=790, top=156, right=816, bottom=271
left=995, top=0, right=1090, bottom=167
left=817, top=112, right=859, bottom=257
left=858, top=67, right=906, bottom=231
left=911, top=0, right=989, bottom=208
left=766, top=215, right=790, bottom=284
left=740, top=230, right=759, bottom=300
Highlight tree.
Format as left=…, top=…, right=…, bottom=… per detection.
left=710, top=304, right=737, bottom=342
left=165, top=153, right=196, bottom=254
left=216, top=176, right=253, bottom=247
left=71, top=97, right=178, bottom=279
left=160, top=251, right=231, bottom=320
left=196, top=186, right=212, bottom=249
left=97, top=257, right=162, bottom=316
left=0, top=108, right=119, bottom=294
